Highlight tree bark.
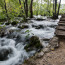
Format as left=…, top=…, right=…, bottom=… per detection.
left=57, top=0, right=61, bottom=16
left=25, top=0, right=28, bottom=18
left=4, top=0, right=8, bottom=17
left=30, top=0, right=33, bottom=18
left=19, top=0, right=21, bottom=5
left=55, top=0, right=57, bottom=15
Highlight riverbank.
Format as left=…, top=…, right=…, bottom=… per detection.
left=22, top=38, right=65, bottom=65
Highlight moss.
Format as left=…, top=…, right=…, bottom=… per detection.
left=0, top=22, right=4, bottom=25
left=24, top=36, right=43, bottom=52
left=11, top=21, right=18, bottom=25
left=0, top=18, right=7, bottom=22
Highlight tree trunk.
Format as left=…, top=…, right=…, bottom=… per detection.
left=53, top=0, right=58, bottom=19
left=25, top=0, right=28, bottom=18
left=30, top=0, right=33, bottom=18
left=53, top=0, right=55, bottom=17
left=19, top=0, right=21, bottom=5
left=4, top=0, right=8, bottom=17
left=55, top=0, right=57, bottom=15
left=57, top=0, right=61, bottom=16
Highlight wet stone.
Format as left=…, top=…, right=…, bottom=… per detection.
left=35, top=51, right=44, bottom=58
left=0, top=48, right=13, bottom=61
left=32, top=25, right=44, bottom=29
left=18, top=25, right=29, bottom=29
left=49, top=36, right=59, bottom=48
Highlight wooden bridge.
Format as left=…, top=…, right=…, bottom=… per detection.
left=55, top=14, right=65, bottom=38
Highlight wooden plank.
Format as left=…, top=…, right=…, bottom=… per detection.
left=62, top=14, right=65, bottom=17
left=56, top=26, right=65, bottom=30
left=60, top=18, right=65, bottom=21
left=55, top=30, right=65, bottom=36
left=59, top=21, right=65, bottom=23
left=58, top=23, right=65, bottom=26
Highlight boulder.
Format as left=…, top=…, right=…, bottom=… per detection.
left=0, top=48, right=12, bottom=61
left=49, top=36, right=59, bottom=48
left=5, top=21, right=11, bottom=25
left=42, top=48, right=50, bottom=53
left=24, top=36, right=43, bottom=52
left=11, top=21, right=18, bottom=25
left=32, top=25, right=44, bottom=29
left=42, top=38, right=50, bottom=41
left=0, top=27, right=6, bottom=37
left=18, top=25, right=29, bottom=29
left=35, top=51, right=44, bottom=58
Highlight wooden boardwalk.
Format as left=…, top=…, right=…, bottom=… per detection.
left=55, top=14, right=65, bottom=37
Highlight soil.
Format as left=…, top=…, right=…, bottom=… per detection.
left=22, top=39, right=65, bottom=65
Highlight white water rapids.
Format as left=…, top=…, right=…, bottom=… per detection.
left=0, top=16, right=60, bottom=65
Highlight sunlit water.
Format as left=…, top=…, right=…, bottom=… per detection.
left=0, top=16, right=60, bottom=65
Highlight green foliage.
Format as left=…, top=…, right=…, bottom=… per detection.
left=0, top=0, right=64, bottom=20
left=25, top=30, right=32, bottom=38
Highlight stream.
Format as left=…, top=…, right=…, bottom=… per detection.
left=0, top=15, right=60, bottom=65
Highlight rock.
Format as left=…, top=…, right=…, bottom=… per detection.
left=32, top=25, right=44, bottom=29
left=11, top=21, right=18, bottom=25
left=49, top=36, right=59, bottom=48
left=42, top=48, right=50, bottom=53
left=0, top=22, right=4, bottom=25
left=43, top=38, right=50, bottom=41
left=5, top=21, right=11, bottom=25
left=0, top=27, right=6, bottom=37
left=49, top=25, right=57, bottom=28
left=24, top=36, right=43, bottom=52
left=0, top=48, right=12, bottom=61
left=18, top=25, right=29, bottom=29
left=50, top=47, right=55, bottom=51
left=0, top=18, right=7, bottom=22
left=35, top=52, right=44, bottom=58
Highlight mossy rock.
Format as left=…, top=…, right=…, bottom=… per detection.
left=11, top=21, right=18, bottom=25
left=0, top=18, right=7, bottom=22
left=0, top=22, right=4, bottom=25
left=24, top=36, right=43, bottom=52
left=0, top=26, right=6, bottom=37
left=18, top=25, right=29, bottom=29
left=5, top=22, right=11, bottom=25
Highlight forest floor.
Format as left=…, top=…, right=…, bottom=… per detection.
left=22, top=39, right=65, bottom=65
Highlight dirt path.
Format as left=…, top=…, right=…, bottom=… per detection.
left=23, top=39, right=65, bottom=65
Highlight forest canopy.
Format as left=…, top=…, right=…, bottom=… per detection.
left=0, top=0, right=65, bottom=20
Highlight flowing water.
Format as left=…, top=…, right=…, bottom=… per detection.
left=0, top=16, right=60, bottom=65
